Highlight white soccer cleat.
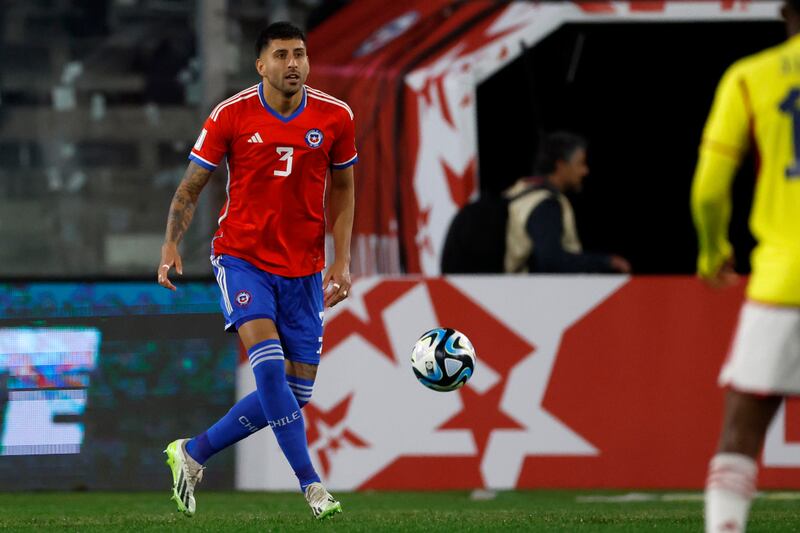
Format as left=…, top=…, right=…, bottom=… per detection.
left=304, top=482, right=342, bottom=520
left=164, top=438, right=205, bottom=517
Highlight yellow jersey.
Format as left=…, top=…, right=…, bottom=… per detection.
left=692, top=33, right=800, bottom=305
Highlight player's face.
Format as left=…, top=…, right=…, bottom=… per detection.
left=257, top=38, right=309, bottom=96
left=563, top=147, right=589, bottom=192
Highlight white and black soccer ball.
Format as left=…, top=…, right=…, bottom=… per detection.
left=411, top=328, right=476, bottom=392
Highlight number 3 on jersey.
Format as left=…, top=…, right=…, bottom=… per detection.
left=275, top=147, right=294, bottom=177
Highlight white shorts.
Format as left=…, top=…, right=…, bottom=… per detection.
left=720, top=301, right=800, bottom=396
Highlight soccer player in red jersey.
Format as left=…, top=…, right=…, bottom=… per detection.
left=157, top=22, right=355, bottom=520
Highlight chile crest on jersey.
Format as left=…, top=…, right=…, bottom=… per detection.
left=304, top=128, right=324, bottom=148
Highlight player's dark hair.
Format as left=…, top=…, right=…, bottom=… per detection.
left=255, top=22, right=307, bottom=57
left=533, top=131, right=587, bottom=175
left=788, top=0, right=800, bottom=14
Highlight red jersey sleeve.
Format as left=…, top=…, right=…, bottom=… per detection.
left=330, top=110, right=358, bottom=170
left=189, top=108, right=233, bottom=170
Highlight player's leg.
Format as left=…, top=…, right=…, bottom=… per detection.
left=273, top=271, right=324, bottom=413
left=286, top=360, right=318, bottom=408
left=717, top=390, right=783, bottom=457
left=186, top=359, right=317, bottom=465
left=705, top=390, right=781, bottom=533
left=184, top=391, right=266, bottom=464
left=237, top=318, right=324, bottom=496
left=276, top=271, right=341, bottom=519
left=182, top=359, right=318, bottom=467
left=179, top=291, right=319, bottom=467
left=179, top=361, right=318, bottom=472
left=183, top=366, right=316, bottom=464
left=705, top=302, right=800, bottom=533
left=165, top=254, right=274, bottom=515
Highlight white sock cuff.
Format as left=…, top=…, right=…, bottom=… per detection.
left=709, top=453, right=757, bottom=476
left=707, top=453, right=757, bottom=499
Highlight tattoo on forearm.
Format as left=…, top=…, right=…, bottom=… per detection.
left=165, top=164, right=212, bottom=244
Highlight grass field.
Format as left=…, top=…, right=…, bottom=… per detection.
left=1, top=490, right=798, bottom=531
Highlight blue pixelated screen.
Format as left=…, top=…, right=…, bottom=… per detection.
left=0, top=282, right=239, bottom=490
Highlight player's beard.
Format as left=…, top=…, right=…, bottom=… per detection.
left=269, top=74, right=304, bottom=99
left=282, top=84, right=302, bottom=97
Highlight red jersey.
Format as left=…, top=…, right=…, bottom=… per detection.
left=189, top=83, right=358, bottom=277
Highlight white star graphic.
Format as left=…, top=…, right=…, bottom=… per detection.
left=241, top=276, right=628, bottom=490
left=447, top=276, right=629, bottom=487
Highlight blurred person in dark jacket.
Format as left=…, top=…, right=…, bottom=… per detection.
left=504, top=131, right=630, bottom=274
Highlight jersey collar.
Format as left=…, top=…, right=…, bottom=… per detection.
left=258, top=82, right=307, bottom=123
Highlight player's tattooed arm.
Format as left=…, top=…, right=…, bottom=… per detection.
left=165, top=162, right=213, bottom=245
left=158, top=162, right=213, bottom=290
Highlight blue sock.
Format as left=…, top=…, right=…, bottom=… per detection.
left=185, top=391, right=265, bottom=465
left=286, top=375, right=315, bottom=408
left=249, top=339, right=320, bottom=491
left=184, top=376, right=314, bottom=464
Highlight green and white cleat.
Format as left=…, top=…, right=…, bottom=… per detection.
left=304, top=482, right=342, bottom=520
left=164, top=438, right=204, bottom=517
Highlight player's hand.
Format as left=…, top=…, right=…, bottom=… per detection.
left=609, top=255, right=632, bottom=274
left=158, top=242, right=183, bottom=291
left=323, top=261, right=351, bottom=308
left=700, top=257, right=739, bottom=290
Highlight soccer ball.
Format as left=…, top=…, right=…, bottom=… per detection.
left=411, top=328, right=476, bottom=392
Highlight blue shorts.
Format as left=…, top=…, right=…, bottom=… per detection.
left=210, top=254, right=324, bottom=365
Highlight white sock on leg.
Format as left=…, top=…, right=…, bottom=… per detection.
left=705, top=453, right=757, bottom=533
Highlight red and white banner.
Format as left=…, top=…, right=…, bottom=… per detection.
left=236, top=276, right=800, bottom=490
left=310, top=1, right=780, bottom=274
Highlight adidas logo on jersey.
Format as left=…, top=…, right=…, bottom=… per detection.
left=247, top=132, right=264, bottom=143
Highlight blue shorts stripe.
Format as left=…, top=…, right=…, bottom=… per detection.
left=213, top=266, right=225, bottom=310
left=212, top=257, right=233, bottom=314
left=220, top=265, right=233, bottom=313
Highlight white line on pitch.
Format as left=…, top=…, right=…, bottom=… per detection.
left=576, top=492, right=800, bottom=503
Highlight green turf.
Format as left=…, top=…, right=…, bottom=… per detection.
left=0, top=490, right=797, bottom=531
